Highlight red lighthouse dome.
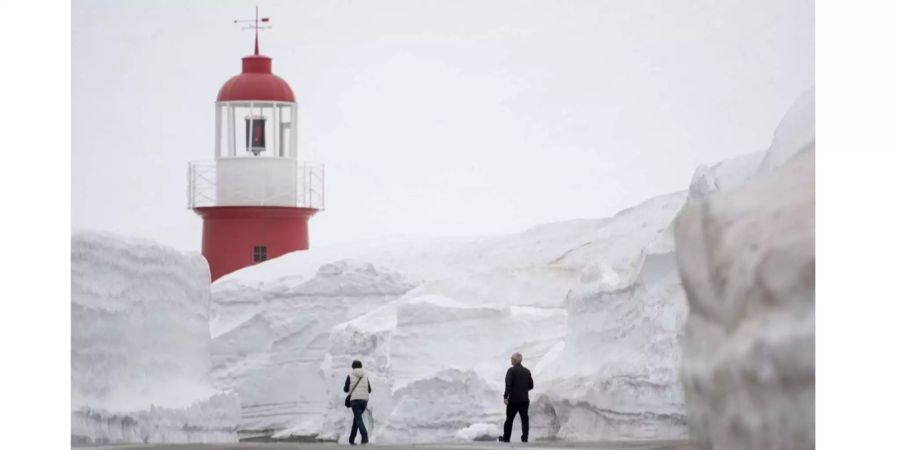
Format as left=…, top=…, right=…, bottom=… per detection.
left=217, top=54, right=295, bottom=102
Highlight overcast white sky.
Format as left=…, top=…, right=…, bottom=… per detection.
left=72, top=0, right=813, bottom=251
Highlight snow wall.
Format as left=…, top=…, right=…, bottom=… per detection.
left=212, top=190, right=691, bottom=442
left=71, top=231, right=240, bottom=445
left=674, top=88, right=815, bottom=450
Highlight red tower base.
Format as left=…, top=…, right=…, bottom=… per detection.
left=193, top=206, right=318, bottom=281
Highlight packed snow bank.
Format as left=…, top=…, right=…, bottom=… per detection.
left=535, top=197, right=689, bottom=440
left=674, top=89, right=815, bottom=450
left=70, top=393, right=238, bottom=446
left=317, top=295, right=567, bottom=443
left=71, top=231, right=239, bottom=445
left=217, top=190, right=691, bottom=442
left=209, top=259, right=416, bottom=437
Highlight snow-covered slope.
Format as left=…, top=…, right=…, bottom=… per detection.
left=71, top=231, right=239, bottom=445
left=674, top=88, right=815, bottom=450
left=214, top=189, right=689, bottom=442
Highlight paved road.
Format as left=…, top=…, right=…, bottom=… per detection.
left=80, top=440, right=694, bottom=450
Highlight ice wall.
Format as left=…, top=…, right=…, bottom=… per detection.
left=674, top=89, right=815, bottom=450
left=71, top=231, right=239, bottom=445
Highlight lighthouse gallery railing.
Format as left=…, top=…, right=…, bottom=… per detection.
left=187, top=160, right=324, bottom=210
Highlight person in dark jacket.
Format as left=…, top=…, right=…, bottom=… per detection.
left=343, top=360, right=372, bottom=445
left=500, top=352, right=533, bottom=443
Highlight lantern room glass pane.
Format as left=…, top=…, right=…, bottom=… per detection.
left=245, top=116, right=267, bottom=155
left=215, top=102, right=296, bottom=159
left=278, top=104, right=293, bottom=158
left=216, top=104, right=230, bottom=158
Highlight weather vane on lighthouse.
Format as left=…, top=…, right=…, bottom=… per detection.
left=234, top=6, right=271, bottom=55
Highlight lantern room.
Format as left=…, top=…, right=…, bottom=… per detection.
left=215, top=54, right=298, bottom=159
left=215, top=100, right=296, bottom=158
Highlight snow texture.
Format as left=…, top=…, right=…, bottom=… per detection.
left=71, top=231, right=239, bottom=445
left=687, top=151, right=766, bottom=203
left=674, top=88, right=815, bottom=450
left=209, top=259, right=417, bottom=437
left=758, top=88, right=815, bottom=174
left=214, top=189, right=690, bottom=443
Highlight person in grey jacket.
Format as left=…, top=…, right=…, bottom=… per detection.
left=343, top=360, right=372, bottom=445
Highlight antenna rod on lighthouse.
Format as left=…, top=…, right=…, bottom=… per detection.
left=254, top=6, right=259, bottom=55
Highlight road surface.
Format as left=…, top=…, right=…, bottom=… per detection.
left=80, top=440, right=695, bottom=450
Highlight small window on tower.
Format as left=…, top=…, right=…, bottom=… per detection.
left=253, top=245, right=268, bottom=262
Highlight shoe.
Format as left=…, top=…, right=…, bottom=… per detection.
left=349, top=442, right=356, bottom=446
left=498, top=436, right=509, bottom=443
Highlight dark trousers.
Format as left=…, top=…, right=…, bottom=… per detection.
left=349, top=399, right=368, bottom=443
left=502, top=400, right=529, bottom=442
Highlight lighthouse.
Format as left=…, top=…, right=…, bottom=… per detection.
left=188, top=10, right=324, bottom=281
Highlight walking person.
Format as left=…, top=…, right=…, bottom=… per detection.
left=343, top=360, right=371, bottom=445
left=499, top=352, right=533, bottom=443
